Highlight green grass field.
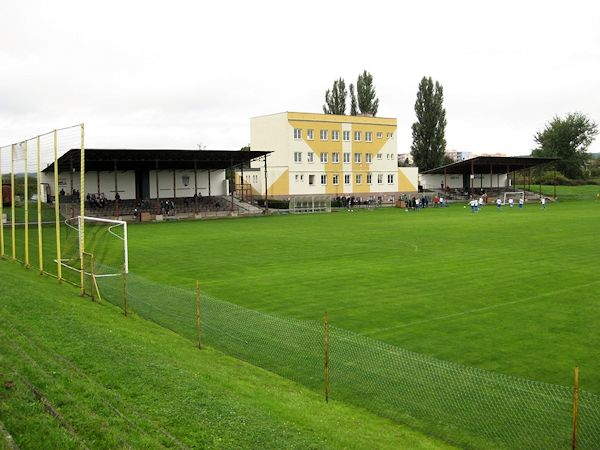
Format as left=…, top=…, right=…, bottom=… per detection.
left=534, top=184, right=600, bottom=200
left=2, top=195, right=599, bottom=447
left=0, top=261, right=450, bottom=449
left=126, top=200, right=600, bottom=394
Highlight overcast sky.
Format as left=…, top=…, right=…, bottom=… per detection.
left=1, top=0, right=599, bottom=156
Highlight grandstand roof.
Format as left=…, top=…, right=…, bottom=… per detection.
left=43, top=148, right=271, bottom=172
left=421, top=156, right=559, bottom=175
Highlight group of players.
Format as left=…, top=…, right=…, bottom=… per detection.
left=467, top=195, right=547, bottom=213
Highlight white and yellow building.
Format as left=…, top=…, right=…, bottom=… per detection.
left=246, top=112, right=418, bottom=201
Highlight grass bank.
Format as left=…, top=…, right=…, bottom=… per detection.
left=0, top=261, right=451, bottom=449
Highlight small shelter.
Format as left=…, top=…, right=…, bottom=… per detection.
left=420, top=156, right=559, bottom=196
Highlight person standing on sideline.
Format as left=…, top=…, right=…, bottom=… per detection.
left=518, top=197, right=524, bottom=209
left=496, top=197, right=502, bottom=209
left=541, top=196, right=546, bottom=209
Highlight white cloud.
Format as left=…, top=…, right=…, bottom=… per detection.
left=0, top=0, right=598, bottom=154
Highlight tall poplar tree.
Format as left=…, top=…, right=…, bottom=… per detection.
left=356, top=70, right=379, bottom=116
left=349, top=83, right=358, bottom=116
left=323, top=78, right=348, bottom=115
left=322, top=71, right=379, bottom=116
left=410, top=76, right=447, bottom=171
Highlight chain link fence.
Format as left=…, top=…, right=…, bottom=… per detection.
left=96, top=271, right=600, bottom=449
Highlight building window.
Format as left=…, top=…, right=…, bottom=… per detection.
left=366, top=153, right=372, bottom=163
left=294, top=128, right=302, bottom=140
left=321, top=174, right=327, bottom=185
left=354, top=153, right=361, bottom=163
left=332, top=130, right=340, bottom=141
left=377, top=132, right=383, bottom=139
left=387, top=174, right=394, bottom=184
left=309, top=174, right=315, bottom=185
left=343, top=130, right=350, bottom=141
left=354, top=131, right=361, bottom=141
left=367, top=174, right=372, bottom=184
left=307, top=152, right=314, bottom=163
left=377, top=153, right=382, bottom=160
left=332, top=152, right=339, bottom=163
left=320, top=129, right=328, bottom=140
left=294, top=152, right=302, bottom=163
left=378, top=174, right=383, bottom=184
left=356, top=174, right=362, bottom=184
left=295, top=174, right=300, bottom=182
left=387, top=132, right=394, bottom=139
left=344, top=174, right=351, bottom=185
left=253, top=175, right=258, bottom=183
left=307, top=129, right=314, bottom=140
left=332, top=174, right=339, bottom=185
left=365, top=131, right=373, bottom=142
left=343, top=152, right=350, bottom=163
left=320, top=152, right=328, bottom=163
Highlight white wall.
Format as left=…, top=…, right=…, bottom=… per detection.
left=43, top=169, right=229, bottom=200
left=149, top=169, right=227, bottom=198
left=421, top=173, right=509, bottom=190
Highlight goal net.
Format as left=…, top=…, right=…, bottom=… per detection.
left=289, top=195, right=332, bottom=214
left=62, top=216, right=128, bottom=283
left=502, top=191, right=524, bottom=205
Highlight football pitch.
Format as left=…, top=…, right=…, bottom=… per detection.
left=126, top=199, right=600, bottom=393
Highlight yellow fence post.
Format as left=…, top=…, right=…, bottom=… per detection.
left=123, top=267, right=128, bottom=316
left=53, top=130, right=62, bottom=283
left=36, top=136, right=43, bottom=274
left=23, top=141, right=29, bottom=268
left=89, top=253, right=95, bottom=302
left=196, top=280, right=202, bottom=349
left=572, top=367, right=580, bottom=450
left=79, top=124, right=85, bottom=295
left=10, top=144, right=15, bottom=261
left=324, top=311, right=329, bottom=403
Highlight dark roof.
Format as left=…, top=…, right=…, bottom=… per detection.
left=421, top=156, right=560, bottom=175
left=43, top=148, right=271, bottom=172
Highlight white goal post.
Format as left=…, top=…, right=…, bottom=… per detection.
left=502, top=191, right=525, bottom=205
left=63, top=216, right=129, bottom=277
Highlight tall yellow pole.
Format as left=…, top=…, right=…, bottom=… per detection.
left=324, top=311, right=329, bottom=402
left=37, top=136, right=43, bottom=273
left=23, top=141, right=29, bottom=268
left=572, top=367, right=580, bottom=450
left=53, top=130, right=62, bottom=282
left=10, top=144, right=16, bottom=260
left=196, top=280, right=202, bottom=349
left=0, top=145, right=4, bottom=258
left=79, top=124, right=85, bottom=295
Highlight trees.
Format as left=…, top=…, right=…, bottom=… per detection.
left=532, top=112, right=598, bottom=179
left=323, top=78, right=348, bottom=115
left=349, top=83, right=358, bottom=116
left=410, top=77, right=447, bottom=171
left=356, top=70, right=379, bottom=116
left=323, top=71, right=379, bottom=116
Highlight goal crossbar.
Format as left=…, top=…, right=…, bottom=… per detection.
left=502, top=191, right=524, bottom=205
left=64, top=216, right=129, bottom=275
